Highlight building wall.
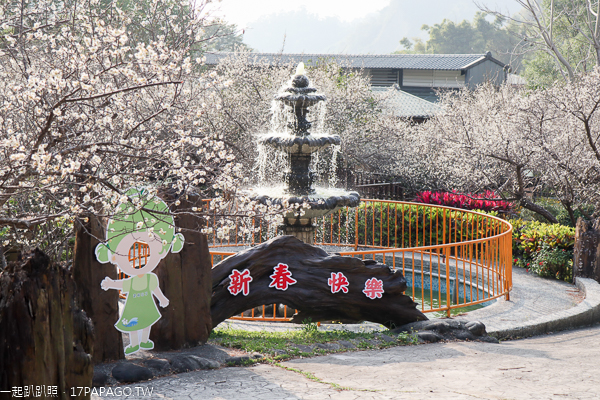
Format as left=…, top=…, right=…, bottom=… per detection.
left=465, top=60, right=506, bottom=88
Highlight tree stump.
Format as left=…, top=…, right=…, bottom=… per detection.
left=72, top=215, right=124, bottom=363
left=573, top=218, right=600, bottom=283
left=150, top=197, right=213, bottom=350
left=211, top=236, right=427, bottom=328
left=0, top=250, right=93, bottom=399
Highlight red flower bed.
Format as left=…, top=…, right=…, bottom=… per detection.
left=414, top=190, right=513, bottom=213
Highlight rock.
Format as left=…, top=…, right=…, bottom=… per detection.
left=417, top=331, right=442, bottom=343
left=272, top=349, right=288, bottom=356
left=376, top=334, right=396, bottom=343
left=225, top=356, right=257, bottom=366
left=192, top=356, right=220, bottom=370
left=292, top=344, right=315, bottom=353
left=112, top=363, right=153, bottom=383
left=337, top=340, right=356, bottom=349
left=426, top=320, right=451, bottom=333
left=144, top=358, right=170, bottom=372
left=315, top=343, right=341, bottom=351
left=465, top=321, right=487, bottom=336
left=445, top=319, right=463, bottom=329
left=170, top=355, right=220, bottom=373
left=391, top=319, right=496, bottom=344
left=170, top=356, right=197, bottom=373
left=479, top=335, right=500, bottom=344
left=390, top=320, right=434, bottom=334
left=454, top=330, right=476, bottom=341
left=92, top=370, right=108, bottom=387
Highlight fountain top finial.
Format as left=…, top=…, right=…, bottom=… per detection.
left=292, top=62, right=309, bottom=88
left=295, top=62, right=306, bottom=76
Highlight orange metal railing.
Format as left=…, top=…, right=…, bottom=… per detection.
left=205, top=199, right=513, bottom=320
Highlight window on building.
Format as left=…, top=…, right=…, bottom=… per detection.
left=370, top=69, right=399, bottom=86
left=403, top=69, right=465, bottom=88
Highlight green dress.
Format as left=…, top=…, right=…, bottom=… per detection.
left=115, top=273, right=161, bottom=333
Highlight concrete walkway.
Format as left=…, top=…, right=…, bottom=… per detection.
left=92, top=268, right=600, bottom=400
left=94, top=324, right=600, bottom=399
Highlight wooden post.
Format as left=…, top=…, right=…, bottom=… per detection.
left=150, top=197, right=213, bottom=350
left=0, top=250, right=93, bottom=399
left=573, top=218, right=600, bottom=283
left=72, top=215, right=124, bottom=363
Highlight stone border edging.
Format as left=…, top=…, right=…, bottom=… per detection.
left=489, top=277, right=600, bottom=340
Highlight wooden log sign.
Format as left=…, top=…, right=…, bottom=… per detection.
left=211, top=236, right=427, bottom=328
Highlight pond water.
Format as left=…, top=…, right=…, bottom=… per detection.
left=412, top=288, right=484, bottom=319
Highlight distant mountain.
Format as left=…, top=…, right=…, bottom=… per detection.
left=242, top=0, right=523, bottom=54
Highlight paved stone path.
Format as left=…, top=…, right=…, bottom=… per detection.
left=92, top=267, right=600, bottom=399
left=94, top=324, right=600, bottom=400
left=455, top=267, right=583, bottom=334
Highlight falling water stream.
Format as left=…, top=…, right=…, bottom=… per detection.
left=252, top=91, right=341, bottom=195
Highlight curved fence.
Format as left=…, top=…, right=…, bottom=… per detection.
left=206, top=199, right=513, bottom=320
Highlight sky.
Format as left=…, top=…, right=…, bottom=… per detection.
left=206, top=0, right=527, bottom=54
left=208, top=0, right=524, bottom=30
left=208, top=0, right=392, bottom=28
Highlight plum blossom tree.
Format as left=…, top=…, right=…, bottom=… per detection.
left=0, top=0, right=280, bottom=258
left=405, top=70, right=600, bottom=225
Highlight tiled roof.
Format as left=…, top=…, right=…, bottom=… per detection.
left=373, top=86, right=442, bottom=119
left=205, top=52, right=506, bottom=70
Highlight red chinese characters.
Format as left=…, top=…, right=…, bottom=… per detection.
left=269, top=263, right=297, bottom=291
left=227, top=268, right=253, bottom=296
left=328, top=272, right=349, bottom=294
left=362, top=277, right=384, bottom=299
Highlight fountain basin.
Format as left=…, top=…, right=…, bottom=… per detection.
left=284, top=86, right=318, bottom=94
left=250, top=187, right=360, bottom=225
left=275, top=93, right=326, bottom=108
left=254, top=192, right=360, bottom=218
left=260, top=133, right=341, bottom=154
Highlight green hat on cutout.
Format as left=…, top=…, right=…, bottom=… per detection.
left=95, top=188, right=184, bottom=263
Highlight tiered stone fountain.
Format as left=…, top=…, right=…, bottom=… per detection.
left=254, top=63, right=360, bottom=243
left=211, top=64, right=426, bottom=328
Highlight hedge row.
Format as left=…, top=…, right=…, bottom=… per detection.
left=510, top=218, right=575, bottom=282
left=317, top=203, right=575, bottom=282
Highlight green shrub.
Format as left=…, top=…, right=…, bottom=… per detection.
left=531, top=244, right=573, bottom=282
left=351, top=202, right=503, bottom=249
left=510, top=218, right=575, bottom=282
left=511, top=219, right=575, bottom=256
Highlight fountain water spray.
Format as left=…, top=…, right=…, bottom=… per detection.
left=253, top=63, right=360, bottom=243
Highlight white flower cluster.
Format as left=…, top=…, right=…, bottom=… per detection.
left=0, top=0, right=287, bottom=256
left=404, top=71, right=600, bottom=223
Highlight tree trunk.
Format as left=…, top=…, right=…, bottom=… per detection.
left=520, top=197, right=558, bottom=224
left=211, top=235, right=428, bottom=329
left=72, top=215, right=124, bottom=363
left=0, top=250, right=93, bottom=399
left=573, top=218, right=600, bottom=283
left=150, top=196, right=213, bottom=350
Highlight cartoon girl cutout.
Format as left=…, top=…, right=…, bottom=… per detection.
left=95, top=188, right=184, bottom=356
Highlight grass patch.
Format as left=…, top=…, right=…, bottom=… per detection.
left=208, top=324, right=416, bottom=361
